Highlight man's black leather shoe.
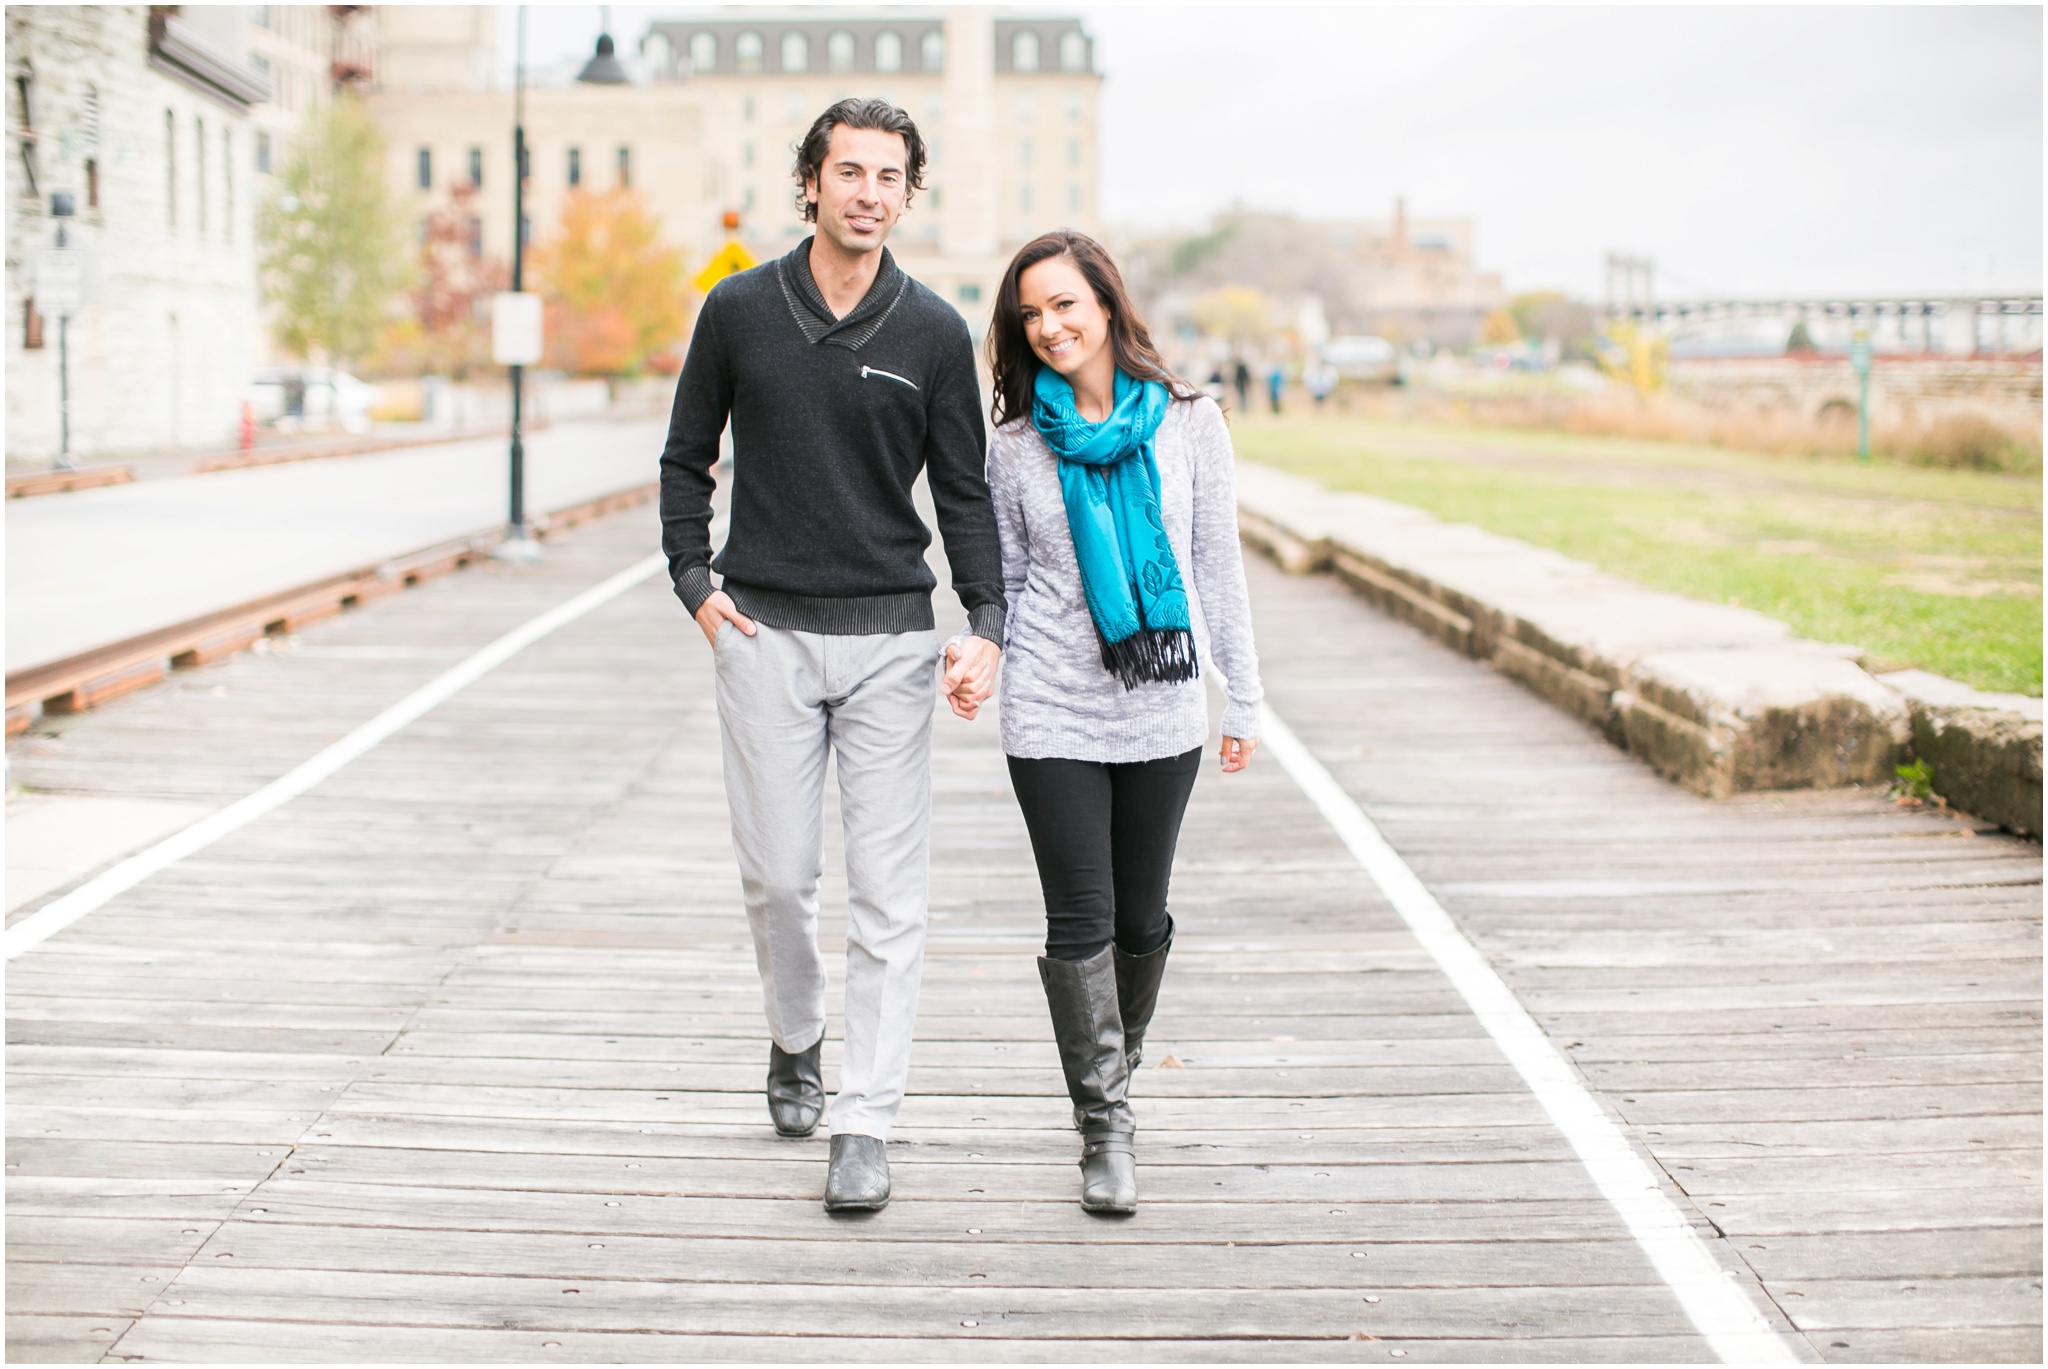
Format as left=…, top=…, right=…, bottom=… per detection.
left=823, top=1134, right=890, bottom=1211
left=767, top=1039, right=824, bottom=1138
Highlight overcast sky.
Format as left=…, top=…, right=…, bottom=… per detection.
left=499, top=4, right=2043, bottom=299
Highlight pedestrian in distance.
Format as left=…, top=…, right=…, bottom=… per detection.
left=658, top=98, right=1005, bottom=1213
left=1307, top=360, right=1337, bottom=410
left=985, top=229, right=1265, bottom=1214
left=1232, top=357, right=1253, bottom=412
left=1266, top=362, right=1285, bottom=415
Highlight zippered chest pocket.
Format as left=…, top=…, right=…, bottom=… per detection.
left=859, top=364, right=920, bottom=392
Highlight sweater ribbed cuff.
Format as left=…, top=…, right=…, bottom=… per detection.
left=966, top=602, right=1007, bottom=645
left=674, top=564, right=716, bottom=616
left=1219, top=695, right=1262, bottom=742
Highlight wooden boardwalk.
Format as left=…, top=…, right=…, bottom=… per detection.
left=7, top=504, right=2040, bottom=1362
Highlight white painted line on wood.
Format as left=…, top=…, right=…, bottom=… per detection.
left=5, top=550, right=671, bottom=960
left=1257, top=701, right=1803, bottom=1364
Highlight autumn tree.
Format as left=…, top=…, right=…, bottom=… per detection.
left=258, top=96, right=411, bottom=363
left=529, top=189, right=687, bottom=376
left=370, top=183, right=509, bottom=378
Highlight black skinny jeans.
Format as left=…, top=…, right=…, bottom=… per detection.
left=1007, top=746, right=1203, bottom=962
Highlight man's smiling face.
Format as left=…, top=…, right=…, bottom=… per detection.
left=806, top=125, right=908, bottom=257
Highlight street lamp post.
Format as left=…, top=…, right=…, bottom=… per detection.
left=508, top=5, right=530, bottom=546
left=50, top=193, right=76, bottom=469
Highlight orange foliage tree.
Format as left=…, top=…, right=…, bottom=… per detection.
left=529, top=189, right=687, bottom=377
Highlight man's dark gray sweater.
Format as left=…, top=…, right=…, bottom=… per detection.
left=659, top=239, right=1006, bottom=641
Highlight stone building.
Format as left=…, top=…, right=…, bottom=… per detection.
left=7, top=6, right=267, bottom=462
left=366, top=7, right=1100, bottom=336
left=5, top=5, right=367, bottom=464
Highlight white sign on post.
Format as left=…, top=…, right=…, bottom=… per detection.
left=33, top=247, right=100, bottom=316
left=491, top=291, right=544, bottom=366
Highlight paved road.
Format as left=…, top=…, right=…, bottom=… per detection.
left=5, top=416, right=668, bottom=674
left=5, top=504, right=2039, bottom=1361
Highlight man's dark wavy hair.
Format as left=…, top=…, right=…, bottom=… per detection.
left=793, top=98, right=926, bottom=224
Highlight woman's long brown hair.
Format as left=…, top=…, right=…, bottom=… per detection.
left=986, top=230, right=1201, bottom=426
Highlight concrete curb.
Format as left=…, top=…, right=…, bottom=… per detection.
left=1234, top=461, right=2041, bottom=835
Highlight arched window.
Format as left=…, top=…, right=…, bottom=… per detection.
left=780, top=31, right=808, bottom=73
left=735, top=31, right=762, bottom=73
left=644, top=32, right=671, bottom=75
left=874, top=30, right=902, bottom=72
left=826, top=31, right=854, bottom=73
left=1012, top=31, right=1040, bottom=72
left=689, top=31, right=716, bottom=73
left=1059, top=30, right=1087, bottom=72
left=920, top=29, right=944, bottom=72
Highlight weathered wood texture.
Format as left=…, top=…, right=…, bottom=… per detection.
left=7, top=506, right=2038, bottom=1363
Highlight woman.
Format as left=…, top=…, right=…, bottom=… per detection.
left=983, top=230, right=1264, bottom=1214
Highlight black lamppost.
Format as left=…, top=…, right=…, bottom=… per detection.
left=507, top=4, right=531, bottom=548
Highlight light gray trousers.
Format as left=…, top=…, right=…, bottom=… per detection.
left=711, top=620, right=941, bottom=1140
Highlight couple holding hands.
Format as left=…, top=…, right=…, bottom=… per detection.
left=658, top=98, right=1263, bottom=1215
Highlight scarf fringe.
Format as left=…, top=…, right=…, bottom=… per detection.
left=1098, top=626, right=1200, bottom=691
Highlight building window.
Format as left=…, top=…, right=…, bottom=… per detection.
left=416, top=146, right=431, bottom=190
left=1067, top=92, right=1083, bottom=120
left=781, top=31, right=808, bottom=73
left=874, top=30, right=902, bottom=72
left=567, top=146, right=581, bottom=187
left=195, top=116, right=206, bottom=234
left=743, top=141, right=754, bottom=168
left=1020, top=138, right=1033, bottom=168
left=920, top=30, right=944, bottom=72
left=827, top=31, right=854, bottom=73
left=223, top=128, right=232, bottom=240
left=785, top=92, right=802, bottom=123
left=253, top=6, right=270, bottom=27
left=743, top=94, right=755, bottom=121
left=1018, top=93, right=1036, bottom=122
left=1022, top=185, right=1035, bottom=212
left=1066, top=138, right=1080, bottom=167
left=1012, top=31, right=1040, bottom=72
left=689, top=31, right=716, bottom=73
left=1068, top=183, right=1081, bottom=211
left=1059, top=30, right=1087, bottom=72
left=958, top=282, right=980, bottom=304
left=85, top=157, right=98, bottom=208
left=468, top=145, right=482, bottom=187
left=82, top=83, right=99, bottom=148
left=743, top=185, right=755, bottom=213
left=616, top=145, right=630, bottom=187
left=467, top=216, right=482, bottom=256
left=24, top=296, right=43, bottom=349
left=256, top=130, right=271, bottom=174
left=736, top=31, right=763, bottom=73
left=164, top=109, right=175, bottom=226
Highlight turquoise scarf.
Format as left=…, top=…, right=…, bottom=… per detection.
left=1030, top=366, right=1198, bottom=689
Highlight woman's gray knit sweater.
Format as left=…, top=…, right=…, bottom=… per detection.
left=989, top=394, right=1264, bottom=763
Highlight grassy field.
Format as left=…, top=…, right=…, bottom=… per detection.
left=1232, top=412, right=2043, bottom=696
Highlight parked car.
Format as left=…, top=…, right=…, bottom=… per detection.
left=246, top=367, right=378, bottom=435
left=1319, top=335, right=1400, bottom=383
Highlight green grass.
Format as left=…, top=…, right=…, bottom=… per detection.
left=1234, top=413, right=2043, bottom=696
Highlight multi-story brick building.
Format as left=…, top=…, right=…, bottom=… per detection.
left=367, top=7, right=1101, bottom=336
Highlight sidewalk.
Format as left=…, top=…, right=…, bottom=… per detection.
left=6, top=416, right=669, bottom=675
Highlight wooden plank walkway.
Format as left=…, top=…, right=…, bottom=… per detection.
left=6, top=504, right=2039, bottom=1362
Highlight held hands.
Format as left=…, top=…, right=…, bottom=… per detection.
left=694, top=590, right=756, bottom=648
left=942, top=635, right=1001, bottom=721
left=1218, top=736, right=1258, bottom=773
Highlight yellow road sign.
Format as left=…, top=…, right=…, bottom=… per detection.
left=693, top=239, right=757, bottom=294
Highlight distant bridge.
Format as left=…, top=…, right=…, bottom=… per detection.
left=1604, top=291, right=2044, bottom=355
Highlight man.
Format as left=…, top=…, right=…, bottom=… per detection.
left=658, top=98, right=1004, bottom=1212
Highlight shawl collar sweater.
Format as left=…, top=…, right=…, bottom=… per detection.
left=659, top=239, right=1005, bottom=640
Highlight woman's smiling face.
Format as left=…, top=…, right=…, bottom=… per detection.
left=1017, top=254, right=1111, bottom=381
